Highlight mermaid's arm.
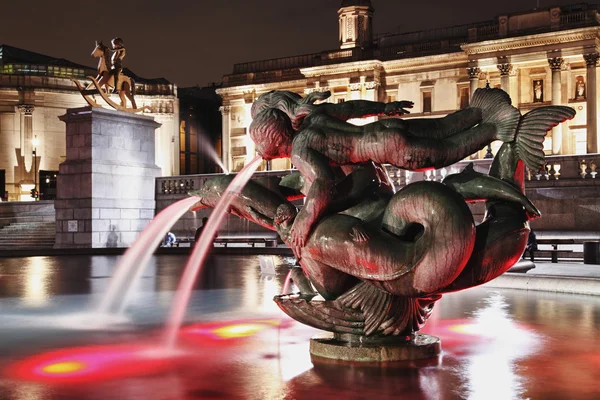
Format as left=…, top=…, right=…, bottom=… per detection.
left=318, top=100, right=412, bottom=121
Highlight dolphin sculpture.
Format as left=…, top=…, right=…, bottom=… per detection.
left=188, top=88, right=575, bottom=339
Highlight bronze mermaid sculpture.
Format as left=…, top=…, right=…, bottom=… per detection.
left=190, top=87, right=575, bottom=339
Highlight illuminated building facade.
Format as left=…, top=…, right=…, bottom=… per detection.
left=0, top=45, right=180, bottom=201
left=217, top=1, right=600, bottom=172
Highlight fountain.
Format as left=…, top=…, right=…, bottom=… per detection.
left=6, top=86, right=600, bottom=399
left=98, top=196, right=200, bottom=314
left=198, top=128, right=229, bottom=174
left=182, top=87, right=575, bottom=361
left=69, top=86, right=574, bottom=361
left=163, top=155, right=261, bottom=347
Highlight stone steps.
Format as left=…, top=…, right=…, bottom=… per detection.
left=0, top=221, right=55, bottom=249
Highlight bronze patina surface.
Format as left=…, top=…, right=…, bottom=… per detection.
left=190, top=88, right=575, bottom=360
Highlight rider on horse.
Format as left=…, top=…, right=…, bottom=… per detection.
left=110, top=37, right=126, bottom=94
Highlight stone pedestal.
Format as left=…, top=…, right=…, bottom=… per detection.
left=55, top=107, right=161, bottom=248
left=310, top=333, right=441, bottom=362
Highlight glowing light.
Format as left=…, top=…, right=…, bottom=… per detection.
left=181, top=319, right=286, bottom=342
left=8, top=344, right=179, bottom=384
left=447, top=323, right=482, bottom=336
left=213, top=323, right=268, bottom=339
left=42, top=361, right=86, bottom=374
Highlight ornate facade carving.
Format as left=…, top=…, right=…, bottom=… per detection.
left=301, top=61, right=383, bottom=78
left=304, top=86, right=331, bottom=94
left=219, top=105, right=231, bottom=115
left=242, top=90, right=256, bottom=104
left=462, top=28, right=599, bottom=55
left=497, top=63, right=512, bottom=76
left=548, top=57, right=564, bottom=71
left=349, top=83, right=362, bottom=91
left=584, top=53, right=599, bottom=68
left=466, top=67, right=481, bottom=79
left=17, top=104, right=35, bottom=115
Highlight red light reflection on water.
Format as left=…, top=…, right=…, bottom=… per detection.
left=182, top=319, right=292, bottom=339
left=8, top=344, right=177, bottom=384
left=6, top=318, right=292, bottom=385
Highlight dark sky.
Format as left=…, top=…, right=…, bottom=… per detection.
left=0, top=0, right=589, bottom=87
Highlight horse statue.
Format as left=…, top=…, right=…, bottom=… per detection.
left=89, top=41, right=137, bottom=109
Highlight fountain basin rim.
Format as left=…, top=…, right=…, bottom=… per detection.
left=309, top=333, right=441, bottom=362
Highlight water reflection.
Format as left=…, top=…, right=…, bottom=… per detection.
left=23, top=257, right=50, bottom=307
left=459, top=292, right=540, bottom=400
left=0, top=255, right=599, bottom=399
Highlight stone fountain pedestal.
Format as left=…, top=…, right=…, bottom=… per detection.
left=310, top=333, right=441, bottom=362
left=55, top=107, right=161, bottom=248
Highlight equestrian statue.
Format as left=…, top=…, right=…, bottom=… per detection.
left=72, top=38, right=141, bottom=113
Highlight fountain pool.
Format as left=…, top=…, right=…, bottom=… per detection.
left=0, top=254, right=599, bottom=399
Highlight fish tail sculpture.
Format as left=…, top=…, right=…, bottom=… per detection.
left=188, top=88, right=576, bottom=340
left=439, top=104, right=576, bottom=293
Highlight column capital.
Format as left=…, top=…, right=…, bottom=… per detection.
left=349, top=83, right=362, bottom=91
left=219, top=105, right=231, bottom=115
left=466, top=67, right=480, bottom=79
left=584, top=53, right=599, bottom=68
left=497, top=63, right=512, bottom=76
left=17, top=104, right=35, bottom=115
left=548, top=57, right=564, bottom=71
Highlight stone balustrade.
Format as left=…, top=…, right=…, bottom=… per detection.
left=156, top=154, right=600, bottom=235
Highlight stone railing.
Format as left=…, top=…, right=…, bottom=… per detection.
left=157, top=154, right=600, bottom=197
left=156, top=170, right=294, bottom=197
left=156, top=154, right=600, bottom=234
left=386, top=154, right=600, bottom=191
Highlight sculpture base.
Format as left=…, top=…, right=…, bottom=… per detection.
left=309, top=333, right=441, bottom=362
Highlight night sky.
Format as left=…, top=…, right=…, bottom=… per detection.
left=0, top=0, right=588, bottom=87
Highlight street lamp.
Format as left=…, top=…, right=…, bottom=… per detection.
left=32, top=136, right=39, bottom=200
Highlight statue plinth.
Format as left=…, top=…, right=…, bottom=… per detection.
left=55, top=107, right=161, bottom=248
left=309, top=333, right=441, bottom=362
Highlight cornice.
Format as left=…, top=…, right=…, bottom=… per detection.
left=383, top=52, right=468, bottom=73
left=300, top=60, right=384, bottom=78
left=461, top=27, right=600, bottom=56
left=216, top=79, right=307, bottom=97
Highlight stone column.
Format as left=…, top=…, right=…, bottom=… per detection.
left=55, top=107, right=161, bottom=249
left=497, top=62, right=512, bottom=93
left=584, top=53, right=599, bottom=153
left=467, top=67, right=480, bottom=96
left=220, top=106, right=231, bottom=173
left=17, top=104, right=35, bottom=172
left=548, top=57, right=564, bottom=154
